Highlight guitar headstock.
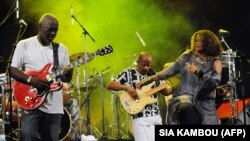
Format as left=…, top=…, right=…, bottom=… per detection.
left=63, top=45, right=113, bottom=73
left=96, top=45, right=113, bottom=56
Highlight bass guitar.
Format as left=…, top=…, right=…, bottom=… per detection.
left=13, top=45, right=113, bottom=110
left=118, top=82, right=171, bottom=115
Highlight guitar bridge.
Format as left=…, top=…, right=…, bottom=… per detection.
left=135, top=98, right=139, bottom=103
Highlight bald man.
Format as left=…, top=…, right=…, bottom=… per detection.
left=10, top=13, right=72, bottom=141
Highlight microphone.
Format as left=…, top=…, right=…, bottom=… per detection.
left=70, top=6, right=74, bottom=24
left=19, top=19, right=27, bottom=27
left=219, top=29, right=230, bottom=35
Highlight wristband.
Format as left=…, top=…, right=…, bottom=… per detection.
left=195, top=70, right=204, bottom=78
left=27, top=76, right=32, bottom=83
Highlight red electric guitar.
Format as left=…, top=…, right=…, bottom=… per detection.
left=13, top=45, right=113, bottom=110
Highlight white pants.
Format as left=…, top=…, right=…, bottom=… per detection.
left=132, top=115, right=162, bottom=141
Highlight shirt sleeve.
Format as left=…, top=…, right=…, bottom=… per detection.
left=11, top=40, right=25, bottom=69
left=114, top=69, right=130, bottom=85
left=58, top=43, right=70, bottom=68
left=157, top=54, right=187, bottom=80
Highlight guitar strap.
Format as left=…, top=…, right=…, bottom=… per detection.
left=52, top=42, right=59, bottom=72
left=51, top=42, right=63, bottom=90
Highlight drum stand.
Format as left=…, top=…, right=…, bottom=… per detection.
left=107, top=92, right=121, bottom=140
left=81, top=67, right=110, bottom=140
left=98, top=72, right=107, bottom=141
left=105, top=74, right=121, bottom=140
left=74, top=66, right=82, bottom=141
left=220, top=36, right=240, bottom=125
left=0, top=83, right=6, bottom=140
left=70, top=67, right=97, bottom=140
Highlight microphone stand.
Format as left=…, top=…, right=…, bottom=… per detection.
left=71, top=14, right=95, bottom=137
left=71, top=15, right=95, bottom=43
left=0, top=0, right=18, bottom=27
left=5, top=22, right=27, bottom=140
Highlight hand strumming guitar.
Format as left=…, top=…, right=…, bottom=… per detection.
left=125, top=86, right=138, bottom=99
left=29, top=76, right=49, bottom=90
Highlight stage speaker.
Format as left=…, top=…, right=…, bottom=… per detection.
left=216, top=98, right=250, bottom=125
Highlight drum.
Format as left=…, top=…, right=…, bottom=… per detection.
left=215, top=66, right=230, bottom=107
left=3, top=83, right=20, bottom=122
left=59, top=108, right=72, bottom=141
left=63, top=92, right=72, bottom=106
left=0, top=73, right=7, bottom=106
left=4, top=97, right=20, bottom=122
left=62, top=83, right=73, bottom=106
left=0, top=73, right=7, bottom=86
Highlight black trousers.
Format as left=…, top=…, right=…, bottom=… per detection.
left=177, top=102, right=201, bottom=125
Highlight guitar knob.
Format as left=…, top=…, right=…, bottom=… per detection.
left=31, top=105, right=34, bottom=108
left=35, top=100, right=39, bottom=103
left=25, top=96, right=30, bottom=102
left=25, top=102, right=28, bottom=105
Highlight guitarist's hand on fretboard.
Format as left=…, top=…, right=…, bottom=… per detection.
left=30, top=76, right=49, bottom=89
left=60, top=67, right=73, bottom=82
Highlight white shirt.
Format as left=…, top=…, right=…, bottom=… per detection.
left=11, top=36, right=70, bottom=114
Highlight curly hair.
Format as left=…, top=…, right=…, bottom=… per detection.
left=189, top=29, right=223, bottom=57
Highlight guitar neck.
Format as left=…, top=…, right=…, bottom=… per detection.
left=145, top=83, right=168, bottom=96
left=50, top=53, right=96, bottom=80
left=68, top=52, right=96, bottom=69
left=48, top=45, right=113, bottom=80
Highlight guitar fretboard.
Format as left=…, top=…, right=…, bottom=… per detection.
left=49, top=53, right=96, bottom=80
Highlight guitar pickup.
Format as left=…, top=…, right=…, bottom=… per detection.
left=124, top=101, right=130, bottom=108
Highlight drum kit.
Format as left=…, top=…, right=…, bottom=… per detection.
left=59, top=51, right=110, bottom=141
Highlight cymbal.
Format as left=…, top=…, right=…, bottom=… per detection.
left=69, top=52, right=93, bottom=62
